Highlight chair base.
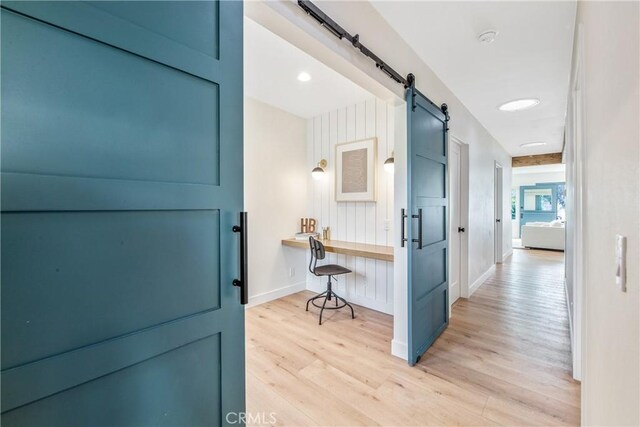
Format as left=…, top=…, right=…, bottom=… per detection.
left=305, top=279, right=355, bottom=325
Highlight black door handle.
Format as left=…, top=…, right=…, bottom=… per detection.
left=496, top=219, right=501, bottom=223
left=412, top=208, right=423, bottom=249
left=458, top=227, right=465, bottom=233
left=401, top=208, right=408, bottom=247
left=232, top=212, right=248, bottom=305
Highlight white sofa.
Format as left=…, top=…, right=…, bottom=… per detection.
left=521, top=221, right=565, bottom=251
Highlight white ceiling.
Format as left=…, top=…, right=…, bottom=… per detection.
left=244, top=18, right=373, bottom=119
left=372, top=1, right=576, bottom=157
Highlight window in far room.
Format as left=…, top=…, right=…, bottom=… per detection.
left=557, top=183, right=566, bottom=221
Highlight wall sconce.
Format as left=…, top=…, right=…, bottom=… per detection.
left=384, top=151, right=394, bottom=173
left=312, top=159, right=327, bottom=180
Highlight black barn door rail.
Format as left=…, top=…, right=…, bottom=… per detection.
left=298, top=0, right=449, bottom=119
left=298, top=0, right=410, bottom=88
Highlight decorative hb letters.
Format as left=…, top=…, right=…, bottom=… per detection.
left=300, top=218, right=317, bottom=233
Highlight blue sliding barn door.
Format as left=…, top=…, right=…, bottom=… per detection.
left=406, top=87, right=449, bottom=366
left=1, top=1, right=244, bottom=425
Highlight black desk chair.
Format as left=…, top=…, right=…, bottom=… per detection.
left=306, top=236, right=355, bottom=325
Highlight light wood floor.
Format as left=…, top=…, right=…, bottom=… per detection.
left=246, top=249, right=580, bottom=426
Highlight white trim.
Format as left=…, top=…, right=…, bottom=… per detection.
left=565, top=277, right=574, bottom=354
left=246, top=281, right=307, bottom=308
left=565, top=23, right=585, bottom=384
left=391, top=339, right=408, bottom=360
left=502, top=248, right=513, bottom=262
left=450, top=135, right=470, bottom=299
left=469, top=264, right=496, bottom=297
left=448, top=282, right=459, bottom=319
left=574, top=23, right=586, bottom=384
left=392, top=104, right=409, bottom=363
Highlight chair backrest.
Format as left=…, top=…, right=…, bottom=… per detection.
left=308, top=237, right=325, bottom=275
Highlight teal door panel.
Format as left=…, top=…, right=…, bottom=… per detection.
left=1, top=1, right=244, bottom=425
left=406, top=87, right=449, bottom=366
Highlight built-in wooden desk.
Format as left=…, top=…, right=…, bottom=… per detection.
left=281, top=238, right=394, bottom=262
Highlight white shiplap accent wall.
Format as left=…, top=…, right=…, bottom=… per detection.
left=306, top=98, right=395, bottom=314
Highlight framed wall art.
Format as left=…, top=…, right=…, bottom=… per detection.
left=335, top=138, right=377, bottom=202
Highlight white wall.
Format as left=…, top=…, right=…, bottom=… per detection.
left=466, top=135, right=513, bottom=281
left=565, top=2, right=639, bottom=425
left=247, top=0, right=513, bottom=360
left=244, top=98, right=309, bottom=306
left=306, top=97, right=395, bottom=314
left=511, top=170, right=566, bottom=238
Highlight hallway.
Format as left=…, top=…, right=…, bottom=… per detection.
left=246, top=249, right=580, bottom=426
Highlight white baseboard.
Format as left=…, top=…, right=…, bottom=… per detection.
left=565, top=278, right=574, bottom=347
left=391, top=339, right=407, bottom=361
left=502, top=249, right=513, bottom=261
left=468, top=265, right=496, bottom=297
left=247, top=281, right=306, bottom=308
left=564, top=277, right=582, bottom=381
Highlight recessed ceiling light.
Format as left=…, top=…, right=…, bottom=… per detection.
left=520, top=141, right=547, bottom=148
left=478, top=29, right=498, bottom=44
left=297, top=72, right=311, bottom=82
left=498, top=98, right=540, bottom=112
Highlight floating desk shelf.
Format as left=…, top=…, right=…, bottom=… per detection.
left=281, top=238, right=393, bottom=262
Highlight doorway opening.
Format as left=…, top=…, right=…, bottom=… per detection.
left=243, top=0, right=425, bottom=365
left=511, top=164, right=567, bottom=251
left=242, top=10, right=412, bottom=419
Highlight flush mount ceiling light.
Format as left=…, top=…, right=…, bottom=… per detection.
left=520, top=141, right=547, bottom=148
left=297, top=72, right=312, bottom=82
left=477, top=29, right=498, bottom=44
left=498, top=98, right=540, bottom=112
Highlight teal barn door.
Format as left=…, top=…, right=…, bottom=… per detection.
left=406, top=84, right=450, bottom=366
left=1, top=1, right=245, bottom=425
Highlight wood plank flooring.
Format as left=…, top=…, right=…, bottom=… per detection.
left=245, top=249, right=580, bottom=426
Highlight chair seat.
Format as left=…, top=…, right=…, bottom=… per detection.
left=314, top=264, right=351, bottom=276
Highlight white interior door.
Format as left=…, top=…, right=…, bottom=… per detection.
left=495, top=162, right=504, bottom=263
left=449, top=141, right=462, bottom=305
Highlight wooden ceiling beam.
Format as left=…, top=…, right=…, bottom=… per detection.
left=512, top=152, right=563, bottom=167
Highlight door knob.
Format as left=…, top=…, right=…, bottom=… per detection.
left=496, top=219, right=501, bottom=223
left=458, top=227, right=465, bottom=233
